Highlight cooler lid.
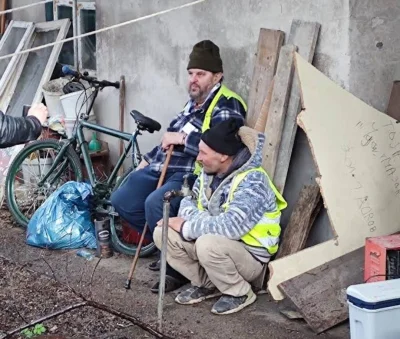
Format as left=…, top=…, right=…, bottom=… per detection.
left=347, top=279, right=400, bottom=310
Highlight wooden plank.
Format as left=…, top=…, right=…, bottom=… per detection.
left=279, top=247, right=364, bottom=333
left=387, top=81, right=400, bottom=121
left=0, top=0, right=6, bottom=36
left=246, top=28, right=284, bottom=129
left=274, top=20, right=321, bottom=193
left=268, top=52, right=400, bottom=300
left=262, top=44, right=296, bottom=177
left=254, top=76, right=274, bottom=133
left=276, top=184, right=321, bottom=259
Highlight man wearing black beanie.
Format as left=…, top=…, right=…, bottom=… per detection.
left=111, top=40, right=247, bottom=293
left=154, top=118, right=287, bottom=315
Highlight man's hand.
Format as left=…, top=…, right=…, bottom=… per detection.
left=136, top=159, right=149, bottom=170
left=157, top=217, right=185, bottom=232
left=27, top=103, right=48, bottom=125
left=161, top=132, right=185, bottom=150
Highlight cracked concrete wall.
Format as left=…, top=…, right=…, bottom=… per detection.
left=94, top=0, right=351, bottom=164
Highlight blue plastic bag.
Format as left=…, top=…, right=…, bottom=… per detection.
left=27, top=181, right=97, bottom=249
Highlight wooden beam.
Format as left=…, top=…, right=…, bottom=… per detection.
left=253, top=76, right=274, bottom=133
left=0, top=0, right=6, bottom=36
left=276, top=184, right=322, bottom=259
left=387, top=81, right=400, bottom=121
left=273, top=20, right=320, bottom=193
left=262, top=44, right=296, bottom=177
left=279, top=247, right=364, bottom=333
left=246, top=28, right=284, bottom=129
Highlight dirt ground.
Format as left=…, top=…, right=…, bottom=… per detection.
left=0, top=257, right=155, bottom=339
left=0, top=206, right=350, bottom=339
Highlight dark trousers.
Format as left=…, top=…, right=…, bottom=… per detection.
left=111, top=166, right=195, bottom=280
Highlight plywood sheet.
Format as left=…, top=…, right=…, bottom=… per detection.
left=268, top=53, right=400, bottom=300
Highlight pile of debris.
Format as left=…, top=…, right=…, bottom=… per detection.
left=250, top=20, right=400, bottom=333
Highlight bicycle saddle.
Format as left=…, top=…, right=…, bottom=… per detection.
left=130, top=110, right=161, bottom=133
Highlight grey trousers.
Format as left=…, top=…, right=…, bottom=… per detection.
left=153, top=227, right=264, bottom=297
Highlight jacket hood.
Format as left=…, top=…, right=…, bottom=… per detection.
left=236, top=126, right=265, bottom=172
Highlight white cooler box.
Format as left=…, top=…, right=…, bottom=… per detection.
left=347, top=279, right=400, bottom=339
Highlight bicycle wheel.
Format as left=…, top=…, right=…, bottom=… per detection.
left=110, top=167, right=157, bottom=257
left=6, top=139, right=83, bottom=227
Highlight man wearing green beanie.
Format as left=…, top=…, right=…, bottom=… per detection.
left=111, top=40, right=247, bottom=293
left=153, top=118, right=287, bottom=315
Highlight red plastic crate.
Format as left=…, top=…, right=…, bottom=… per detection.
left=365, top=234, right=400, bottom=283
left=121, top=219, right=151, bottom=246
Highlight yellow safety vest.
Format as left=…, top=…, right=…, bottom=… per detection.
left=193, top=85, right=247, bottom=175
left=197, top=167, right=287, bottom=255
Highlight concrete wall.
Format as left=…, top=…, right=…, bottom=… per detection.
left=10, top=0, right=46, bottom=22
left=94, top=0, right=352, bottom=164
left=348, top=0, right=400, bottom=111
left=8, top=0, right=400, bottom=244
left=91, top=0, right=400, bottom=246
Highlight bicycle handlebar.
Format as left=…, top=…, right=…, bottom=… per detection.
left=62, top=65, right=120, bottom=89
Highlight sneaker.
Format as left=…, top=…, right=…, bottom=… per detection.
left=175, top=286, right=221, bottom=305
left=211, top=289, right=257, bottom=315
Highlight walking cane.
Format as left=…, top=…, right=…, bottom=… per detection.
left=124, top=146, right=174, bottom=290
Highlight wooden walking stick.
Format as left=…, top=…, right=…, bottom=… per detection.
left=124, top=146, right=174, bottom=289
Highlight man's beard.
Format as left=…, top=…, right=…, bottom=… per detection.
left=189, top=85, right=207, bottom=102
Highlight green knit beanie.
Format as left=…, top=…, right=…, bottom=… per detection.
left=187, top=40, right=223, bottom=73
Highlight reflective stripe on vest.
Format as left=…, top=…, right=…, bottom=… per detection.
left=197, top=167, right=287, bottom=255
left=193, top=85, right=247, bottom=175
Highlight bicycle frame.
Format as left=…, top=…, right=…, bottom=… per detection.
left=77, top=121, right=141, bottom=187
left=38, top=85, right=142, bottom=190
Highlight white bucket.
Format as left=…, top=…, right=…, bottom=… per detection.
left=22, top=157, right=53, bottom=184
left=42, top=78, right=70, bottom=118
left=60, top=88, right=95, bottom=119
left=64, top=114, right=97, bottom=141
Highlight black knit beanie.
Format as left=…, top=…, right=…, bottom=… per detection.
left=187, top=40, right=223, bottom=73
left=201, top=118, right=245, bottom=156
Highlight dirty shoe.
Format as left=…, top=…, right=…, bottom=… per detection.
left=175, top=285, right=221, bottom=305
left=211, top=289, right=256, bottom=315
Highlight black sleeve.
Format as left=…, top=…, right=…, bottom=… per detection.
left=0, top=111, right=42, bottom=148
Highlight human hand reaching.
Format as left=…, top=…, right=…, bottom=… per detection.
left=28, top=103, right=48, bottom=125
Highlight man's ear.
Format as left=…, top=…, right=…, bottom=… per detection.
left=213, top=72, right=223, bottom=84
left=220, top=154, right=230, bottom=163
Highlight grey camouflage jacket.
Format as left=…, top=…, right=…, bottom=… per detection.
left=179, top=126, right=279, bottom=262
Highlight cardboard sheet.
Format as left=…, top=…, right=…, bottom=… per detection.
left=268, top=53, right=400, bottom=300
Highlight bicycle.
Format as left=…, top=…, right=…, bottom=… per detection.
left=5, top=67, right=161, bottom=257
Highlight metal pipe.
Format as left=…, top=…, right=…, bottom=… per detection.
left=72, top=0, right=79, bottom=70
left=157, top=176, right=193, bottom=332
left=157, top=198, right=170, bottom=332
